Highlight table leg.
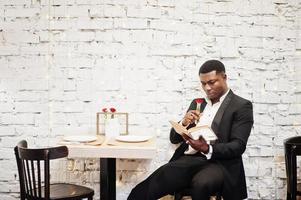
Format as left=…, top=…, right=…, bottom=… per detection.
left=100, top=158, right=116, bottom=200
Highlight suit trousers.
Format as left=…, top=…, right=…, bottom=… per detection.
left=127, top=155, right=224, bottom=200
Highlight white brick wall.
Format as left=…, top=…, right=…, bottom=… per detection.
left=0, top=0, right=300, bottom=199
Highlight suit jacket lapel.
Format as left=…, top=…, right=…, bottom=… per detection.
left=211, top=90, right=234, bottom=136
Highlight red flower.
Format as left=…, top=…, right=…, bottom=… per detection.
left=195, top=98, right=204, bottom=104
left=102, top=108, right=108, bottom=112
left=110, top=107, right=116, bottom=113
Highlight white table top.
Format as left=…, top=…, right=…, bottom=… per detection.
left=64, top=136, right=157, bottom=159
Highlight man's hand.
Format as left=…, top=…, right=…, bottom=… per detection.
left=182, top=110, right=201, bottom=126
left=183, top=135, right=209, bottom=154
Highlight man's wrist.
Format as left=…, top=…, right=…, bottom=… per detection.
left=201, top=145, right=213, bottom=159
left=201, top=144, right=209, bottom=154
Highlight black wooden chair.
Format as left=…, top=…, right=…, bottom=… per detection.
left=284, top=136, right=301, bottom=200
left=14, top=140, right=94, bottom=200
left=174, top=188, right=222, bottom=200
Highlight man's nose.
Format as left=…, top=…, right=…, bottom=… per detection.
left=204, top=84, right=211, bottom=91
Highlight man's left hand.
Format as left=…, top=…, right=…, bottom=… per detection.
left=184, top=135, right=209, bottom=154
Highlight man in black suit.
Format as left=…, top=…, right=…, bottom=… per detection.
left=128, top=60, right=254, bottom=200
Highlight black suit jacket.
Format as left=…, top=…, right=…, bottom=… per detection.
left=169, top=90, right=254, bottom=200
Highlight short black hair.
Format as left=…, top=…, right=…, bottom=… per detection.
left=199, top=60, right=225, bottom=75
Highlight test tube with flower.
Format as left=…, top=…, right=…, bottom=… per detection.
left=109, top=107, right=116, bottom=119
left=102, top=108, right=108, bottom=134
left=195, top=98, right=204, bottom=123
left=102, top=108, right=108, bottom=119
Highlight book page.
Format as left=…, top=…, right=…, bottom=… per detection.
left=169, top=121, right=217, bottom=141
left=169, top=121, right=192, bottom=139
left=190, top=126, right=217, bottom=141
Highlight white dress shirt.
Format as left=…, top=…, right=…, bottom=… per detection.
left=184, top=89, right=230, bottom=159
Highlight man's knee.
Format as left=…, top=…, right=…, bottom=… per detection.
left=191, top=176, right=216, bottom=191
left=190, top=167, right=223, bottom=194
left=127, top=183, right=145, bottom=200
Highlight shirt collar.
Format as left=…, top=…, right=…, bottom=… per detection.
left=205, top=89, right=230, bottom=105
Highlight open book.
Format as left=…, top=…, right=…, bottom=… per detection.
left=169, top=120, right=217, bottom=142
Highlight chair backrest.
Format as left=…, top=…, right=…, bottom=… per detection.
left=14, top=140, right=68, bottom=200
left=285, top=136, right=301, bottom=155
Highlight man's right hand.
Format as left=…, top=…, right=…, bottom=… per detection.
left=182, top=110, right=201, bottom=126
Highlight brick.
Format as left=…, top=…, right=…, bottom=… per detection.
left=208, top=2, right=236, bottom=13
left=114, top=18, right=147, bottom=29
left=17, top=79, right=48, bottom=91
left=14, top=102, right=47, bottom=113
left=103, top=0, right=146, bottom=5
left=77, top=18, right=113, bottom=30
left=216, top=37, right=239, bottom=58
left=0, top=126, right=15, bottom=136
left=0, top=0, right=31, bottom=6
left=48, top=19, right=73, bottom=31
left=0, top=102, right=14, bottom=113
left=1, top=113, right=35, bottom=125
left=3, top=30, right=39, bottom=44
left=95, top=30, right=114, bottom=42
left=51, top=101, right=84, bottom=113
left=88, top=5, right=105, bottom=17
left=51, top=5, right=89, bottom=18
left=19, top=43, right=49, bottom=55
left=0, top=194, right=16, bottom=200
left=127, top=5, right=161, bottom=19
left=10, top=60, right=48, bottom=79
left=157, top=0, right=175, bottom=7
left=5, top=7, right=40, bottom=18
left=53, top=31, right=95, bottom=42
left=14, top=91, right=47, bottom=102
left=104, top=4, right=126, bottom=18
left=0, top=45, right=19, bottom=55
